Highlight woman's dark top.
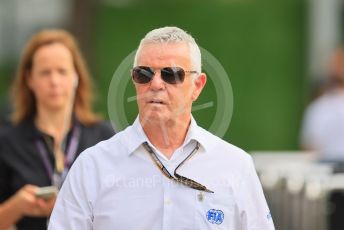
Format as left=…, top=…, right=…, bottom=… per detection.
left=0, top=118, right=115, bottom=230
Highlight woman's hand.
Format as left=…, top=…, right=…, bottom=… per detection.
left=0, top=184, right=57, bottom=230
left=13, top=184, right=56, bottom=217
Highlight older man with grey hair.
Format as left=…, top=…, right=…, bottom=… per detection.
left=48, top=26, right=274, bottom=230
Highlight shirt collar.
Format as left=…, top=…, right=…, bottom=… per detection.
left=184, top=116, right=210, bottom=151
left=21, top=115, right=80, bottom=141
left=125, top=116, right=148, bottom=155
left=126, top=115, right=210, bottom=155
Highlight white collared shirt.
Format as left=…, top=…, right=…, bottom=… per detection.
left=48, top=116, right=274, bottom=230
left=301, top=91, right=344, bottom=156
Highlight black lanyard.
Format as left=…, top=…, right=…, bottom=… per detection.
left=35, top=124, right=81, bottom=184
left=142, top=141, right=214, bottom=193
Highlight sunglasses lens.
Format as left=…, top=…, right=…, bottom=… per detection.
left=132, top=66, right=154, bottom=84
left=161, top=67, right=185, bottom=84
left=132, top=66, right=186, bottom=84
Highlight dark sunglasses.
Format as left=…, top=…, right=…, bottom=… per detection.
left=142, top=141, right=214, bottom=193
left=131, top=66, right=198, bottom=84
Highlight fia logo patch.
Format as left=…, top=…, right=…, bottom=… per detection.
left=206, top=209, right=224, bottom=225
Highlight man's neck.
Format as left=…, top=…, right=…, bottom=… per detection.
left=35, top=106, right=73, bottom=147
left=141, top=116, right=191, bottom=159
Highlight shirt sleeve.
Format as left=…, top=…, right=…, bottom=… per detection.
left=237, top=156, right=275, bottom=230
left=48, top=152, right=96, bottom=230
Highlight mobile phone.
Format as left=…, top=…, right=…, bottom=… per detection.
left=35, top=186, right=57, bottom=200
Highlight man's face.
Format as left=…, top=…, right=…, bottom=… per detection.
left=133, top=42, right=206, bottom=125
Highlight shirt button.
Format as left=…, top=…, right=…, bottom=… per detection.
left=164, top=198, right=172, bottom=205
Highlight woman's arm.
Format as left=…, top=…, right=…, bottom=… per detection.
left=0, top=185, right=56, bottom=230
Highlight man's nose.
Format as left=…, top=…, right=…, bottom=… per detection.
left=149, top=70, right=165, bottom=90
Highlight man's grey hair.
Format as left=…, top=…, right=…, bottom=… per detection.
left=133, top=26, right=202, bottom=74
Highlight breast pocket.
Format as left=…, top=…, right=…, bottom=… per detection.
left=195, top=188, right=239, bottom=230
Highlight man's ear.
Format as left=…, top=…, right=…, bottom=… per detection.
left=191, top=73, right=207, bottom=101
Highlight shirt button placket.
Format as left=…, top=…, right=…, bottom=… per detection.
left=162, top=171, right=173, bottom=230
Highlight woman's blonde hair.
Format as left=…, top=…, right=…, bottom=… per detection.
left=11, top=29, right=100, bottom=125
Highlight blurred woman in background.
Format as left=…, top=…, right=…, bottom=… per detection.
left=0, top=29, right=114, bottom=230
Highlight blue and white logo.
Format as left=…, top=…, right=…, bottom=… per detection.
left=206, top=209, right=224, bottom=225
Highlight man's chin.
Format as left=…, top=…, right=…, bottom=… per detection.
left=139, top=111, right=170, bottom=124
left=141, top=113, right=164, bottom=122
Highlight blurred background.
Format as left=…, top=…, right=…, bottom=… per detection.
left=0, top=0, right=317, bottom=151
left=1, top=0, right=344, bottom=229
